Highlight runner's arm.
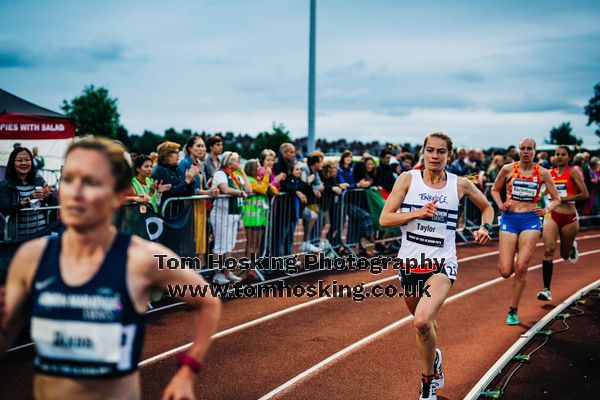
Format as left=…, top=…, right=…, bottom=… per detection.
left=540, top=169, right=561, bottom=214
left=0, top=239, right=45, bottom=357
left=490, top=164, right=511, bottom=210
left=567, top=168, right=589, bottom=202
left=459, top=177, right=493, bottom=244
left=147, top=243, right=221, bottom=364
left=379, top=172, right=437, bottom=228
left=143, top=242, right=221, bottom=400
left=459, top=177, right=494, bottom=225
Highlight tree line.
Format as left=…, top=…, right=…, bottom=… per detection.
left=61, top=83, right=600, bottom=156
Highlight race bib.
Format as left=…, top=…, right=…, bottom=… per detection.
left=406, top=207, right=447, bottom=247
left=511, top=179, right=538, bottom=202
left=443, top=263, right=457, bottom=279
left=32, top=317, right=124, bottom=364
left=555, top=182, right=567, bottom=198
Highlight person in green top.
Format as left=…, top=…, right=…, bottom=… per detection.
left=242, top=159, right=277, bottom=279
left=32, top=146, right=45, bottom=170
left=128, top=155, right=172, bottom=213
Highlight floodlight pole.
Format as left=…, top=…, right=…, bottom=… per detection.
left=307, top=0, right=316, bottom=154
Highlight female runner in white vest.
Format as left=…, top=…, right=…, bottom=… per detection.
left=380, top=132, right=494, bottom=400
left=0, top=137, right=221, bottom=400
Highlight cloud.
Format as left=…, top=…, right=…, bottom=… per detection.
left=0, top=40, right=36, bottom=68
left=87, top=43, right=126, bottom=62
left=493, top=99, right=582, bottom=114
left=322, top=61, right=367, bottom=77
left=47, top=41, right=129, bottom=71
left=454, top=70, right=484, bottom=83
left=0, top=49, right=35, bottom=68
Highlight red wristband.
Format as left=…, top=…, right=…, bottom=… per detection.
left=176, top=353, right=202, bottom=374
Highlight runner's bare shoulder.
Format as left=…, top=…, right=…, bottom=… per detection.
left=8, top=237, right=49, bottom=287
left=127, top=235, right=177, bottom=272
left=501, top=163, right=514, bottom=173
left=396, top=170, right=412, bottom=187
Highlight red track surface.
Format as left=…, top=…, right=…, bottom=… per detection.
left=1, top=230, right=599, bottom=399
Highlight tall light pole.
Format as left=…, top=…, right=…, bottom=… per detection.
left=307, top=0, right=316, bottom=153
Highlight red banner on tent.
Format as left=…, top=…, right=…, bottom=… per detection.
left=0, top=113, right=75, bottom=140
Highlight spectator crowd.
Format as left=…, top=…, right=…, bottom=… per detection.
left=2, top=136, right=600, bottom=285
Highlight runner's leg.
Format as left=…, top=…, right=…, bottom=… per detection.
left=512, top=230, right=539, bottom=308
left=542, top=217, right=559, bottom=289
left=559, top=220, right=579, bottom=260
left=498, top=231, right=518, bottom=279
left=413, top=274, right=452, bottom=375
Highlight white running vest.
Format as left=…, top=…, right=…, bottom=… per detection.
left=398, top=170, right=460, bottom=267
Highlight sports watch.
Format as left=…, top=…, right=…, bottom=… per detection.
left=480, top=223, right=493, bottom=233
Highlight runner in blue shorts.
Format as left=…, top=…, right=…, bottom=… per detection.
left=491, top=138, right=561, bottom=325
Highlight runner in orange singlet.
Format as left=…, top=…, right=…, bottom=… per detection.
left=491, top=138, right=561, bottom=325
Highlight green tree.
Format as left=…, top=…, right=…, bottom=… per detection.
left=546, top=122, right=582, bottom=145
left=138, top=130, right=162, bottom=154
left=61, top=85, right=121, bottom=138
left=114, top=125, right=132, bottom=149
left=584, top=82, right=600, bottom=141
left=164, top=127, right=189, bottom=146
left=252, top=122, right=292, bottom=158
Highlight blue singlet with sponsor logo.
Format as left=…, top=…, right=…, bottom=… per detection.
left=30, top=232, right=146, bottom=378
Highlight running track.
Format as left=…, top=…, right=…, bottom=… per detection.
left=1, top=229, right=599, bottom=399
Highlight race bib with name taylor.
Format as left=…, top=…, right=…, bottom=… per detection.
left=406, top=207, right=448, bottom=247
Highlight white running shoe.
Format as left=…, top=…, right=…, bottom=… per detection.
left=433, top=348, right=445, bottom=389
left=213, top=273, right=230, bottom=285
left=569, top=241, right=579, bottom=263
left=301, top=241, right=320, bottom=252
left=226, top=272, right=243, bottom=283
left=537, top=288, right=552, bottom=301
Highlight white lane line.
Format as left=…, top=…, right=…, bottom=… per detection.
left=139, top=272, right=424, bottom=367
left=9, top=233, right=600, bottom=357
left=138, top=245, right=510, bottom=367
left=257, top=249, right=600, bottom=400
left=464, top=277, right=600, bottom=400
left=138, top=234, right=600, bottom=368
left=6, top=267, right=337, bottom=353
left=144, top=232, right=598, bottom=316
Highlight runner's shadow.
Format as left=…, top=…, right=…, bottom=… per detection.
left=437, top=396, right=450, bottom=400
left=541, top=304, right=555, bottom=310
left=517, top=322, right=532, bottom=330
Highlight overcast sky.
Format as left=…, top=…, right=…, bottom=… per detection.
left=1, top=0, right=599, bottom=148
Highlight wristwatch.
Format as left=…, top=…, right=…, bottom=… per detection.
left=480, top=223, right=492, bottom=233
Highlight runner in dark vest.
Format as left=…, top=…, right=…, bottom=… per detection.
left=0, top=137, right=221, bottom=400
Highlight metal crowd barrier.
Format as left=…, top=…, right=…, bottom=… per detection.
left=3, top=205, right=60, bottom=242
left=339, top=189, right=383, bottom=256
left=263, top=191, right=340, bottom=265
left=2, top=183, right=599, bottom=270
left=37, top=169, right=62, bottom=188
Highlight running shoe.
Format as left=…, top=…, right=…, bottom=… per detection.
left=506, top=308, right=519, bottom=325
left=569, top=240, right=579, bottom=263
left=301, top=241, right=320, bottom=253
left=433, top=348, right=445, bottom=389
left=537, top=288, right=552, bottom=301
left=212, top=273, right=230, bottom=285
left=419, top=374, right=437, bottom=400
left=226, top=272, right=243, bottom=283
